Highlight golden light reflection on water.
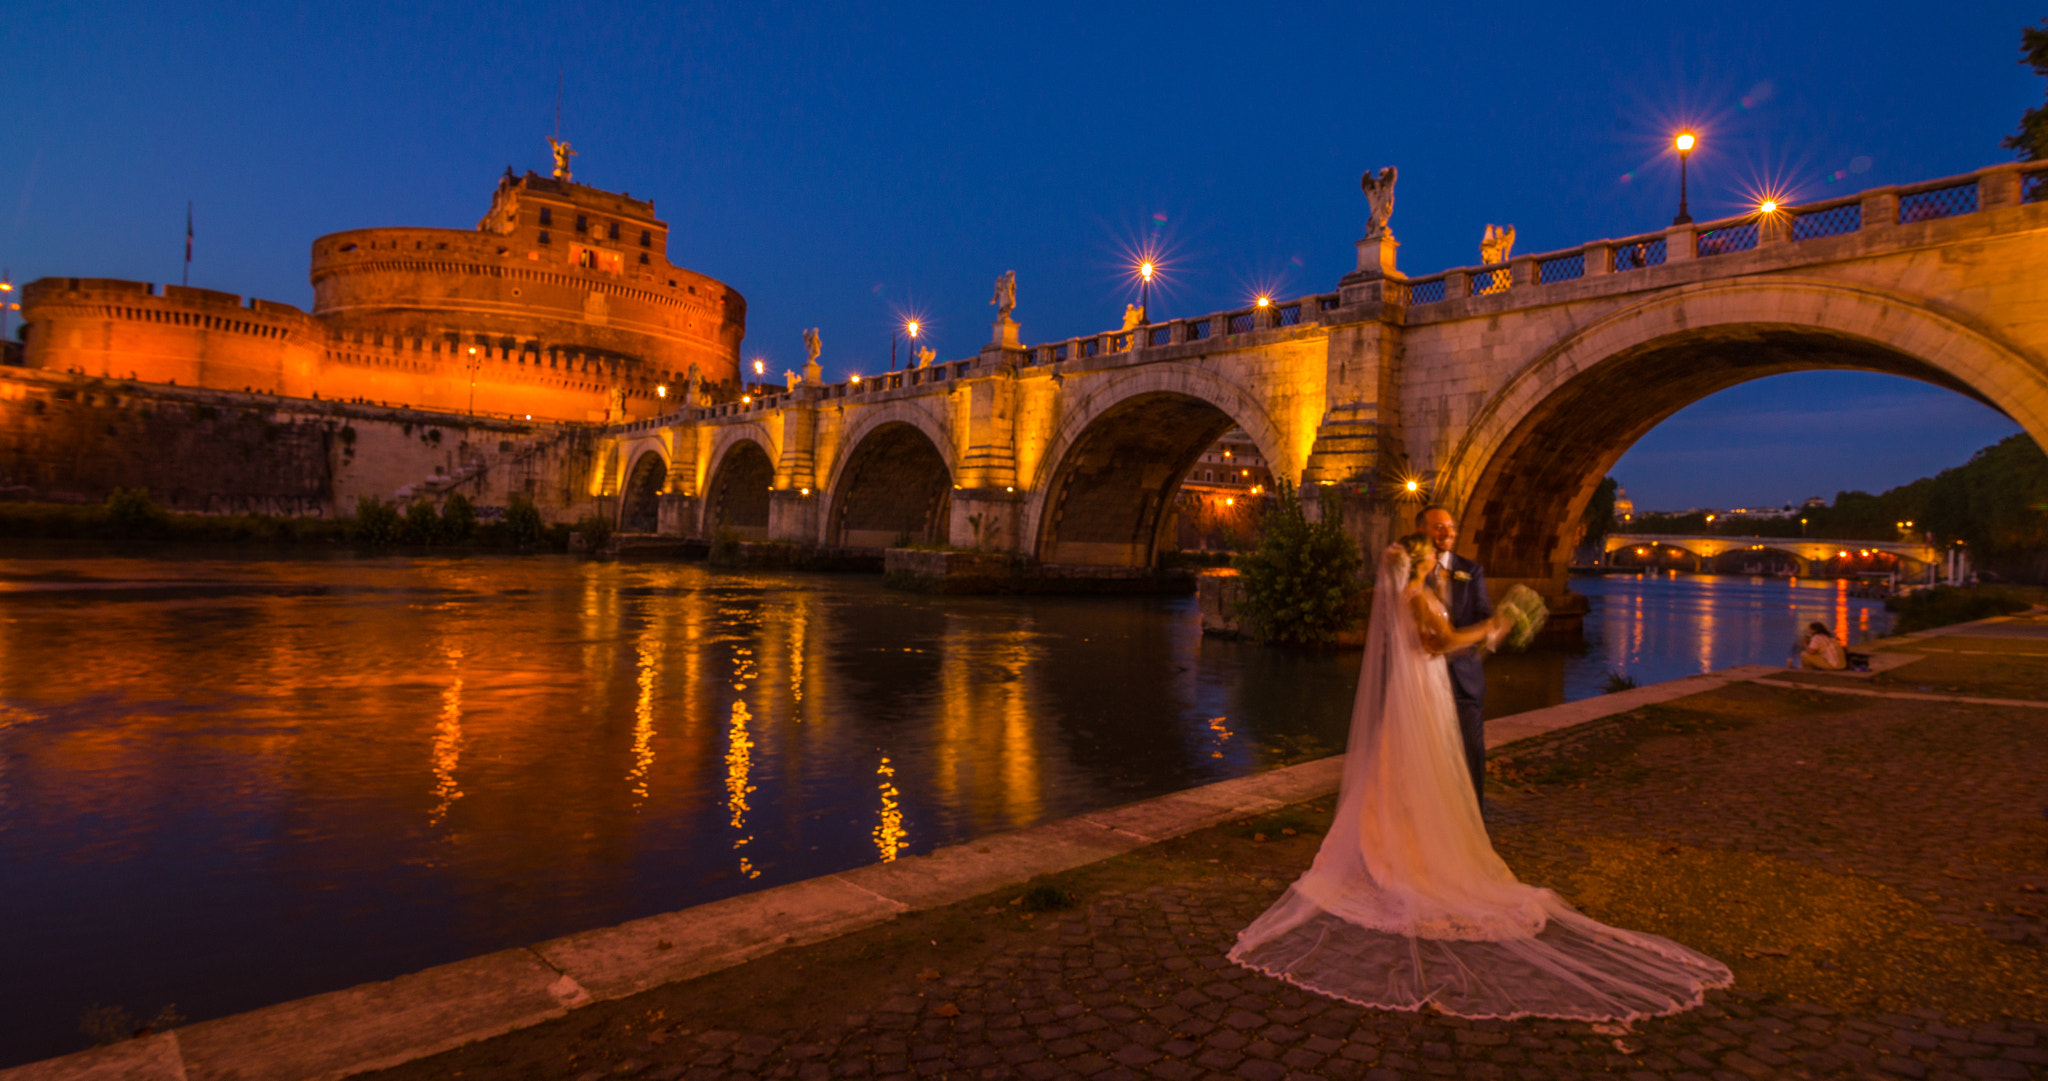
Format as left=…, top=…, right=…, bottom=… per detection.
left=874, top=755, right=905, bottom=862
left=429, top=646, right=464, bottom=826
left=788, top=602, right=806, bottom=707
left=628, top=636, right=662, bottom=809
left=1208, top=715, right=1233, bottom=759
left=726, top=639, right=760, bottom=877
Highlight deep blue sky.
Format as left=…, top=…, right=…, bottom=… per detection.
left=3, top=2, right=2036, bottom=511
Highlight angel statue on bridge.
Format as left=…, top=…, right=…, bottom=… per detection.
left=1361, top=166, right=1397, bottom=239
left=991, top=271, right=1017, bottom=320
left=803, top=327, right=822, bottom=364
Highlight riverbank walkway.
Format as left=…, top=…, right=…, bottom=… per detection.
left=9, top=615, right=2046, bottom=1081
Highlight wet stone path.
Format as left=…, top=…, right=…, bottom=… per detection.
left=368, top=677, right=2048, bottom=1081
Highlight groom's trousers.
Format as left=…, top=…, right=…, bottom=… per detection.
left=1451, top=692, right=1486, bottom=806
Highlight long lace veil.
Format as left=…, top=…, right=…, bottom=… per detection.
left=1229, top=547, right=1732, bottom=1020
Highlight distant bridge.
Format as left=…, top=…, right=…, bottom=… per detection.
left=1603, top=533, right=1941, bottom=577
left=597, top=160, right=2048, bottom=603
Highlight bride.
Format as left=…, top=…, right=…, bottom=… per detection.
left=1229, top=536, right=1732, bottom=1020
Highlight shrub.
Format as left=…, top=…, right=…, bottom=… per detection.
left=710, top=526, right=744, bottom=564
left=400, top=500, right=442, bottom=545
left=104, top=487, right=169, bottom=539
left=352, top=496, right=403, bottom=546
left=440, top=494, right=477, bottom=542
left=573, top=512, right=614, bottom=551
left=1602, top=670, right=1640, bottom=694
left=1229, top=481, right=1366, bottom=647
left=503, top=494, right=544, bottom=547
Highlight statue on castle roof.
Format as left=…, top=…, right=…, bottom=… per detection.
left=991, top=270, right=1017, bottom=320
left=1361, top=166, right=1397, bottom=240
left=548, top=136, right=577, bottom=182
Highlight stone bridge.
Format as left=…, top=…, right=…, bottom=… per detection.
left=1603, top=533, right=1941, bottom=578
left=596, top=160, right=2048, bottom=602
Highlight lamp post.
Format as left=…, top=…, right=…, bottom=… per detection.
left=466, top=346, right=479, bottom=415
left=1672, top=132, right=1697, bottom=226
left=0, top=273, right=12, bottom=349
left=1138, top=261, right=1155, bottom=323
left=890, top=319, right=920, bottom=371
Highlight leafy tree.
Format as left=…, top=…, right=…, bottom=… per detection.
left=104, top=487, right=169, bottom=539
left=440, top=494, right=477, bottom=542
left=1581, top=476, right=1618, bottom=541
left=2005, top=20, right=2048, bottom=160
left=351, top=496, right=403, bottom=546
left=1229, top=481, right=1365, bottom=647
left=504, top=494, right=544, bottom=547
left=400, top=500, right=442, bottom=545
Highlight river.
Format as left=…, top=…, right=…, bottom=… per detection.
left=0, top=552, right=1891, bottom=1065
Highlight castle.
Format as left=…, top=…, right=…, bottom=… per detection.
left=18, top=152, right=746, bottom=423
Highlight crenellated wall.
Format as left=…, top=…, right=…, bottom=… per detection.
left=18, top=168, right=746, bottom=424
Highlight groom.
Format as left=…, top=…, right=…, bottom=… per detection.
left=1418, top=505, right=1493, bottom=805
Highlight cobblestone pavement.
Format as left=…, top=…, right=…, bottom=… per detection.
left=367, top=678, right=2048, bottom=1081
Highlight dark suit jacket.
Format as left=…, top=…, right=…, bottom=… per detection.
left=1440, top=553, right=1492, bottom=703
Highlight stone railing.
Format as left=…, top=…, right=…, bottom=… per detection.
left=1395, top=160, right=2046, bottom=312
left=609, top=160, right=2048, bottom=436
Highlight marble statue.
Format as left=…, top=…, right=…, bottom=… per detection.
left=803, top=327, right=822, bottom=363
left=1122, top=304, right=1146, bottom=332
left=914, top=345, right=936, bottom=368
left=991, top=271, right=1017, bottom=320
left=785, top=370, right=800, bottom=391
left=1361, top=166, right=1398, bottom=239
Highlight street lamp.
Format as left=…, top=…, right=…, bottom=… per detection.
left=1138, top=261, right=1155, bottom=323
left=0, top=273, right=12, bottom=348
left=1672, top=131, right=1697, bottom=225
left=466, top=346, right=480, bottom=415
left=890, top=319, right=920, bottom=371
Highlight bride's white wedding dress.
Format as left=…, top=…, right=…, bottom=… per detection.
left=1228, top=550, right=1732, bottom=1020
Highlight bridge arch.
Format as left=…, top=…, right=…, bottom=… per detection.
left=1022, top=366, right=1293, bottom=568
left=703, top=429, right=777, bottom=539
left=618, top=449, right=669, bottom=533
left=823, top=409, right=955, bottom=548
left=1437, top=279, right=2048, bottom=588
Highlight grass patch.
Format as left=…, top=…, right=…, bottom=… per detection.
left=1491, top=834, right=2048, bottom=1021
left=1885, top=584, right=2042, bottom=634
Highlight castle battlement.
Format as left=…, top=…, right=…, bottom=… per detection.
left=20, top=159, right=743, bottom=423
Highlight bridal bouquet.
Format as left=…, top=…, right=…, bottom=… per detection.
left=1495, top=584, right=1549, bottom=651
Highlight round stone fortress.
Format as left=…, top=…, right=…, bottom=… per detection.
left=20, top=163, right=745, bottom=422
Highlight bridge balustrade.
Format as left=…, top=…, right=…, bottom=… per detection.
left=1613, top=236, right=1667, bottom=271
left=1469, top=267, right=1512, bottom=295
left=1695, top=221, right=1759, bottom=258
left=1790, top=201, right=1862, bottom=240
left=1538, top=253, right=1584, bottom=284
left=1898, top=179, right=1979, bottom=223
left=603, top=160, right=2048, bottom=443
left=1407, top=278, right=1448, bottom=304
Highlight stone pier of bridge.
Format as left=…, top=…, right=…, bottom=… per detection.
left=596, top=160, right=2048, bottom=609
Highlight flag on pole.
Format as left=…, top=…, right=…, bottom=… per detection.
left=183, top=202, right=193, bottom=286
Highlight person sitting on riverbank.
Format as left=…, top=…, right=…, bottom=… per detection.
left=1800, top=622, right=1848, bottom=670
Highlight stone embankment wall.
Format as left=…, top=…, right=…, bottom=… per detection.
left=0, top=367, right=603, bottom=520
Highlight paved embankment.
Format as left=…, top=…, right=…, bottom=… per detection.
left=8, top=617, right=2045, bottom=1081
